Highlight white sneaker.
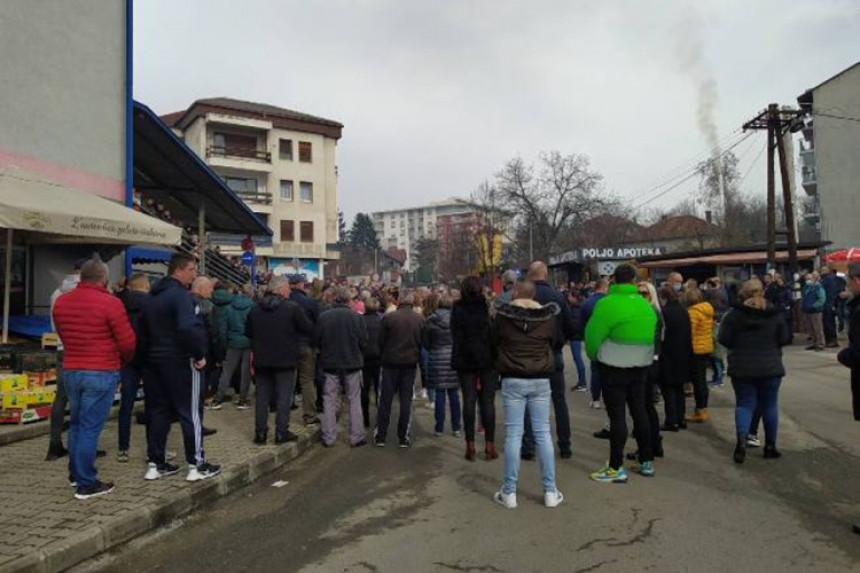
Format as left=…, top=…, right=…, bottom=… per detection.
left=420, top=389, right=428, bottom=400
left=746, top=434, right=762, bottom=448
left=590, top=401, right=602, bottom=409
left=493, top=490, right=517, bottom=509
left=186, top=462, right=222, bottom=482
left=545, top=490, right=564, bottom=508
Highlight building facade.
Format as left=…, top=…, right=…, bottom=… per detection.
left=372, top=198, right=475, bottom=271
left=165, top=98, right=343, bottom=279
left=797, top=62, right=860, bottom=251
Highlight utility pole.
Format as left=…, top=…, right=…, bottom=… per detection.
left=776, top=128, right=799, bottom=277
left=742, top=104, right=802, bottom=273
left=766, top=104, right=777, bottom=268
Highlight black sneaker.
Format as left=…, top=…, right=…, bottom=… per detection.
left=144, top=462, right=181, bottom=480
left=560, top=448, right=572, bottom=459
left=374, top=437, right=386, bottom=447
left=202, top=427, right=218, bottom=437
left=275, top=432, right=299, bottom=444
left=593, top=429, right=611, bottom=440
left=351, top=439, right=368, bottom=448
left=521, top=451, right=535, bottom=461
left=75, top=480, right=115, bottom=500
left=253, top=432, right=268, bottom=445
left=187, top=462, right=221, bottom=482
left=399, top=437, right=411, bottom=448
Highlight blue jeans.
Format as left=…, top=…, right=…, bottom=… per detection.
left=118, top=364, right=143, bottom=451
left=434, top=387, right=462, bottom=433
left=732, top=376, right=782, bottom=446
left=65, top=370, right=119, bottom=488
left=569, top=341, right=587, bottom=387
left=502, top=378, right=556, bottom=494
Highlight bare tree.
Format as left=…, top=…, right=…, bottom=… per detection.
left=495, top=151, right=605, bottom=262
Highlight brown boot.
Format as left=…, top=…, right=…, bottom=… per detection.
left=685, top=409, right=708, bottom=423
left=465, top=441, right=476, bottom=462
left=485, top=442, right=499, bottom=460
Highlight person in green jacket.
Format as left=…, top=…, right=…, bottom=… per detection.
left=212, top=284, right=254, bottom=409
left=585, top=264, right=658, bottom=483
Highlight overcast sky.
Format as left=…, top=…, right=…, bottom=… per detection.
left=135, top=0, right=859, bottom=223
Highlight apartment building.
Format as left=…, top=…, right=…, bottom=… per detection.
left=164, top=97, right=343, bottom=279
left=797, top=62, right=860, bottom=251
left=372, top=198, right=475, bottom=270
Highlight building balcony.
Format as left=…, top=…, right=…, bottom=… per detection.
left=801, top=166, right=817, bottom=196
left=206, top=146, right=273, bottom=172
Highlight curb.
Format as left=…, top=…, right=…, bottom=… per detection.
left=1, top=429, right=319, bottom=573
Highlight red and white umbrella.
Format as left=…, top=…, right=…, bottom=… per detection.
left=825, top=248, right=860, bottom=263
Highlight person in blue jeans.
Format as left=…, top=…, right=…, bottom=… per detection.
left=581, top=280, right=608, bottom=409
left=492, top=279, right=563, bottom=509
left=718, top=279, right=792, bottom=463
left=567, top=289, right=587, bottom=391
left=52, top=259, right=137, bottom=500
left=424, top=295, right=462, bottom=436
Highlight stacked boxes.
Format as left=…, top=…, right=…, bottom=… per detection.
left=0, top=352, right=58, bottom=424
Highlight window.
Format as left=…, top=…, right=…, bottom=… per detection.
left=279, top=180, right=293, bottom=201
left=300, top=182, right=313, bottom=203
left=298, top=141, right=312, bottom=163
left=279, top=139, right=293, bottom=161
left=300, top=221, right=314, bottom=243
left=225, top=177, right=257, bottom=193
left=213, top=132, right=256, bottom=152
left=280, top=220, right=295, bottom=242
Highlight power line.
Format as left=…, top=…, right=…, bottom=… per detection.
left=630, top=131, right=756, bottom=212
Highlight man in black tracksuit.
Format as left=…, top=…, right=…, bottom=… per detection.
left=140, top=254, right=220, bottom=482
left=522, top=261, right=575, bottom=459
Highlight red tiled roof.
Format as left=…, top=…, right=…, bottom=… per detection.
left=159, top=111, right=185, bottom=127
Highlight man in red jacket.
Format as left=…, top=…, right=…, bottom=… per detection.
left=53, top=259, right=136, bottom=500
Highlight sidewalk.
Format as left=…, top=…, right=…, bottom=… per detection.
left=0, top=401, right=319, bottom=573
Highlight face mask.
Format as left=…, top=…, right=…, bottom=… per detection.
left=672, top=284, right=683, bottom=293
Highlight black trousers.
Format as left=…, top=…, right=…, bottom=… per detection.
left=639, top=363, right=661, bottom=456
left=361, top=359, right=381, bottom=428
left=458, top=370, right=496, bottom=443
left=144, top=358, right=204, bottom=467
left=375, top=366, right=415, bottom=442
left=691, top=354, right=710, bottom=410
left=522, top=353, right=571, bottom=454
left=255, top=367, right=295, bottom=438
left=661, top=384, right=685, bottom=428
left=823, top=305, right=837, bottom=344
left=601, top=364, right=652, bottom=469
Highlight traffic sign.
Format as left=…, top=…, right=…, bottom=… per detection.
left=241, top=251, right=254, bottom=266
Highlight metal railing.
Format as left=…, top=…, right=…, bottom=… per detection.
left=234, top=190, right=273, bottom=205
left=206, top=146, right=271, bottom=162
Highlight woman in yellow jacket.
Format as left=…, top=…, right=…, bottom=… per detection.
left=686, top=288, right=715, bottom=422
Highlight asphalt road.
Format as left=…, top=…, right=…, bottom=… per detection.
left=75, top=344, right=860, bottom=573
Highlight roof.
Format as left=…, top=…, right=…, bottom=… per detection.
left=636, top=241, right=829, bottom=264
left=172, top=97, right=343, bottom=140
left=133, top=101, right=272, bottom=236
left=372, top=198, right=472, bottom=217
left=798, top=61, right=860, bottom=107
left=642, top=215, right=714, bottom=241
left=159, top=110, right=184, bottom=127
left=639, top=248, right=818, bottom=268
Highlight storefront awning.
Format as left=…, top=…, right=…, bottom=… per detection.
left=639, top=248, right=818, bottom=268
left=0, top=169, right=181, bottom=246
left=133, top=101, right=272, bottom=236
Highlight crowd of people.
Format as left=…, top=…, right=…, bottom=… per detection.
left=46, top=252, right=860, bottom=526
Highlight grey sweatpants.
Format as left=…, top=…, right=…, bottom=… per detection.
left=217, top=347, right=251, bottom=401
left=321, top=370, right=365, bottom=446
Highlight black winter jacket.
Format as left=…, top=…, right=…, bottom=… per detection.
left=718, top=302, right=791, bottom=379
left=362, top=312, right=382, bottom=361
left=450, top=298, right=493, bottom=371
left=492, top=300, right=559, bottom=379
left=245, top=293, right=313, bottom=369
left=569, top=300, right=584, bottom=342
left=534, top=280, right=575, bottom=350
left=658, top=300, right=692, bottom=387
left=140, top=277, right=206, bottom=362
left=289, top=289, right=320, bottom=346
left=315, top=304, right=367, bottom=371
left=122, top=290, right=149, bottom=367
left=423, top=309, right=458, bottom=390
left=837, top=295, right=860, bottom=421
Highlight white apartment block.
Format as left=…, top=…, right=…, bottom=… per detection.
left=372, top=198, right=475, bottom=270
left=164, top=98, right=343, bottom=279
